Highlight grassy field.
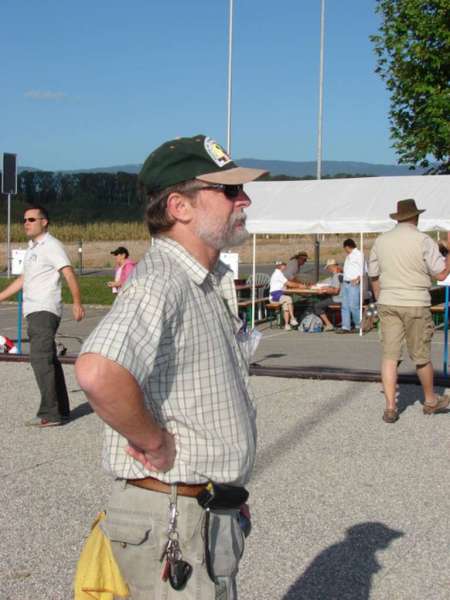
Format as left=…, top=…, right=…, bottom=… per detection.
left=0, top=276, right=115, bottom=306
left=0, top=221, right=149, bottom=243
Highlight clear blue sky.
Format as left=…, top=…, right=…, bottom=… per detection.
left=1, top=0, right=394, bottom=171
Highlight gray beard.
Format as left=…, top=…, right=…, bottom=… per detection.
left=196, top=213, right=250, bottom=250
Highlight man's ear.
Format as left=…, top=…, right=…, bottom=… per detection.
left=166, top=192, right=195, bottom=225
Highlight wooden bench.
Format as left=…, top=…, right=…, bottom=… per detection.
left=238, top=297, right=271, bottom=323
left=327, top=303, right=341, bottom=326
left=431, top=303, right=445, bottom=325
left=265, top=302, right=283, bottom=328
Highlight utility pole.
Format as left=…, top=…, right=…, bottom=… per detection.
left=314, top=0, right=326, bottom=282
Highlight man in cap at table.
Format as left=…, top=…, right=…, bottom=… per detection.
left=75, top=135, right=267, bottom=599
left=368, top=198, right=449, bottom=424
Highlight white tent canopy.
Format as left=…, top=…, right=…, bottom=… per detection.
left=245, top=175, right=450, bottom=234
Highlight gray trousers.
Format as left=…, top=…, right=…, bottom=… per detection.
left=101, top=480, right=244, bottom=600
left=27, top=311, right=70, bottom=421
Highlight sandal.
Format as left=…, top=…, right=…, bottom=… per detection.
left=382, top=409, right=398, bottom=423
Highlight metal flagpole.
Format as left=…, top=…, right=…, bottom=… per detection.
left=226, top=0, right=234, bottom=154
left=316, top=0, right=325, bottom=181
left=314, top=0, right=325, bottom=282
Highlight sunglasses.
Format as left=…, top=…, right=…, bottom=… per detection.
left=23, top=217, right=45, bottom=223
left=196, top=183, right=244, bottom=199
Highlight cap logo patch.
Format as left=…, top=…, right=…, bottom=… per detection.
left=204, top=137, right=232, bottom=168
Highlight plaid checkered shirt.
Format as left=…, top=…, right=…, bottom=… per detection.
left=81, top=236, right=257, bottom=485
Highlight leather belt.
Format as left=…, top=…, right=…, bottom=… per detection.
left=127, top=476, right=207, bottom=498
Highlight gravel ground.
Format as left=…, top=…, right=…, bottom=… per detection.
left=1, top=364, right=449, bottom=600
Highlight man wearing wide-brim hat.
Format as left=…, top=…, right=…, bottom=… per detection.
left=368, top=198, right=449, bottom=423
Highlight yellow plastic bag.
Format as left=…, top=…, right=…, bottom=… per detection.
left=74, top=512, right=130, bottom=600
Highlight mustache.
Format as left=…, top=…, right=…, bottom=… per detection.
left=230, top=212, right=247, bottom=226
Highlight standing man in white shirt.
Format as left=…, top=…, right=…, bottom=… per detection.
left=0, top=205, right=85, bottom=426
left=336, top=238, right=364, bottom=334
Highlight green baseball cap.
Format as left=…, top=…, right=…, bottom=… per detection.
left=139, top=134, right=267, bottom=192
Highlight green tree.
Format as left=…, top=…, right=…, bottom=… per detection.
left=371, top=0, right=450, bottom=173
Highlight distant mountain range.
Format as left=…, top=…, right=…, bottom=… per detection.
left=17, top=159, right=427, bottom=177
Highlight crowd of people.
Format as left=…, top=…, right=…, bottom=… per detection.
left=268, top=238, right=368, bottom=334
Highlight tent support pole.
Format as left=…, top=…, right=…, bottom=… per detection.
left=360, top=232, right=364, bottom=337
left=444, top=285, right=449, bottom=377
left=251, top=234, right=256, bottom=329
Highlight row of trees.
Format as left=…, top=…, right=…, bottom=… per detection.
left=0, top=170, right=373, bottom=224
left=1, top=171, right=144, bottom=223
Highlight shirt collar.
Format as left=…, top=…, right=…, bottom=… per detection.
left=153, top=236, right=233, bottom=286
left=28, top=232, right=50, bottom=249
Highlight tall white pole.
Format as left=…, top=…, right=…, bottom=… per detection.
left=316, top=0, right=325, bottom=180
left=226, top=0, right=234, bottom=154
left=251, top=234, right=256, bottom=329
left=314, top=0, right=325, bottom=282
left=360, top=232, right=364, bottom=336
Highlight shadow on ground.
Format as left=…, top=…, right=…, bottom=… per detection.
left=69, top=401, right=93, bottom=421
left=282, top=522, right=404, bottom=600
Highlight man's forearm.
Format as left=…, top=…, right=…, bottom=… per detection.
left=371, top=278, right=380, bottom=300
left=75, top=353, right=164, bottom=452
left=61, top=266, right=82, bottom=304
left=0, top=275, right=24, bottom=302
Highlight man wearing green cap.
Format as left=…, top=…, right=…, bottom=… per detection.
left=75, top=135, right=267, bottom=599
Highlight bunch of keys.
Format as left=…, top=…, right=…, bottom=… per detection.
left=160, top=502, right=192, bottom=591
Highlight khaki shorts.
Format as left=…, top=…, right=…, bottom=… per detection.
left=280, top=295, right=293, bottom=308
left=378, top=305, right=434, bottom=365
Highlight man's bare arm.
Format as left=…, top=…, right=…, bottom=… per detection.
left=370, top=277, right=380, bottom=300
left=0, top=275, right=24, bottom=302
left=434, top=256, right=449, bottom=281
left=60, top=266, right=85, bottom=321
left=285, top=280, right=308, bottom=289
left=75, top=353, right=175, bottom=472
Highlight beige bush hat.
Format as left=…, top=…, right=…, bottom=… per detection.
left=325, top=259, right=338, bottom=267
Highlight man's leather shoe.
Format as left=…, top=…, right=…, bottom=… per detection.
left=423, top=395, right=450, bottom=415
left=25, top=417, right=65, bottom=427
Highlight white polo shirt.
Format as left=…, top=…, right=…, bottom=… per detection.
left=22, top=233, right=71, bottom=318
left=343, top=248, right=364, bottom=282
left=269, top=268, right=287, bottom=295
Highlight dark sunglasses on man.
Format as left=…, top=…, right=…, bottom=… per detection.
left=23, top=217, right=45, bottom=223
left=196, top=183, right=244, bottom=199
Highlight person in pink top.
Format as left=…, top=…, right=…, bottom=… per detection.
left=107, top=246, right=136, bottom=294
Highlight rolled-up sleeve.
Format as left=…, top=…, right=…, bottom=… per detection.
left=423, top=237, right=446, bottom=276
left=368, top=244, right=380, bottom=278
left=81, top=277, right=177, bottom=387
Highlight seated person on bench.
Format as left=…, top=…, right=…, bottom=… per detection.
left=269, top=260, right=305, bottom=330
left=312, top=259, right=342, bottom=332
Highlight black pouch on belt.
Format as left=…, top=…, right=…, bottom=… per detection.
left=196, top=482, right=249, bottom=510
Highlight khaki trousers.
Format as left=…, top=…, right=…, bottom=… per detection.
left=101, top=480, right=244, bottom=600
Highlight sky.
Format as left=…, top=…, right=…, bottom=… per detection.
left=0, top=0, right=395, bottom=171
